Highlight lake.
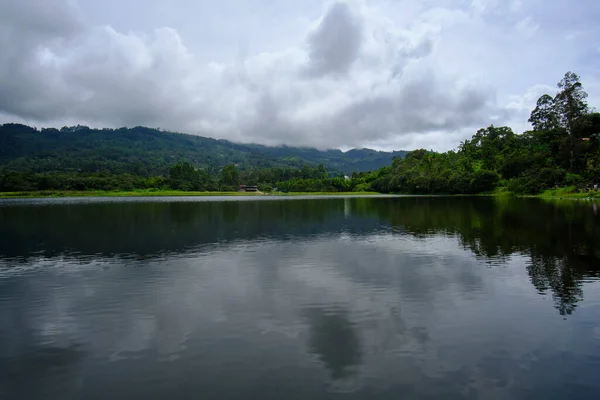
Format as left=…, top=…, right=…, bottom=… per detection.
left=1, top=195, right=600, bottom=399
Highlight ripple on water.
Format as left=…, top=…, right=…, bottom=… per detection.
left=2, top=197, right=600, bottom=399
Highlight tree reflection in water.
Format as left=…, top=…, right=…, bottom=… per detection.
left=1, top=196, right=598, bottom=316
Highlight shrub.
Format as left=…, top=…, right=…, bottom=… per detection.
left=353, top=183, right=371, bottom=192
left=565, top=173, right=584, bottom=187
left=470, top=170, right=500, bottom=193
left=507, top=177, right=543, bottom=195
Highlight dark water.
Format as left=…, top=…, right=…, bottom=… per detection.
left=1, top=196, right=600, bottom=400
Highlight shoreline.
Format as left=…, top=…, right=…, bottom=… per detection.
left=531, top=187, right=600, bottom=200
left=0, top=188, right=598, bottom=200
left=0, top=190, right=382, bottom=199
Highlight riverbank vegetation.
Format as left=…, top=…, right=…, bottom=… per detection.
left=0, top=190, right=381, bottom=198
left=537, top=187, right=600, bottom=199
left=0, top=163, right=358, bottom=193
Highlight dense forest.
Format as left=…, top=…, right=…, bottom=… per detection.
left=0, top=162, right=351, bottom=193
left=0, top=123, right=406, bottom=176
left=1, top=71, right=598, bottom=194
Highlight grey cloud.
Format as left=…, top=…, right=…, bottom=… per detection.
left=0, top=0, right=83, bottom=120
left=0, top=11, right=204, bottom=128
left=304, top=2, right=363, bottom=77
left=291, top=71, right=500, bottom=148
left=389, top=37, right=435, bottom=80
left=0, top=0, right=82, bottom=37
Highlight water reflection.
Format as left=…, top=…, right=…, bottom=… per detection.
left=1, top=196, right=600, bottom=399
left=528, top=255, right=584, bottom=316
left=2, top=196, right=599, bottom=317
left=305, top=307, right=362, bottom=383
left=3, top=342, right=86, bottom=399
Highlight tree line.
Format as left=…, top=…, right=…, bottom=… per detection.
left=0, top=163, right=349, bottom=192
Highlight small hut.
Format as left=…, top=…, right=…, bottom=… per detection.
left=239, top=185, right=258, bottom=192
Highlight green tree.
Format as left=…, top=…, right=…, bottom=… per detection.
left=529, top=94, right=559, bottom=132
left=168, top=162, right=210, bottom=191
left=555, top=71, right=589, bottom=136
left=220, top=164, right=240, bottom=190
left=316, top=164, right=328, bottom=179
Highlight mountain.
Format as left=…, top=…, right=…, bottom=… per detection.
left=0, top=123, right=407, bottom=175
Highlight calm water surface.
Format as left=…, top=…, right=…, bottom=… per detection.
left=1, top=196, right=600, bottom=399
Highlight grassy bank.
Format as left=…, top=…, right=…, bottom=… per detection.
left=456, top=186, right=599, bottom=199
left=0, top=190, right=255, bottom=198
left=273, top=191, right=380, bottom=196
left=535, top=186, right=600, bottom=199
left=3, top=187, right=597, bottom=200
left=0, top=190, right=382, bottom=199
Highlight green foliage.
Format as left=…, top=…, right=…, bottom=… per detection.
left=276, top=177, right=352, bottom=193
left=353, top=183, right=371, bottom=192
left=219, top=164, right=240, bottom=191
left=366, top=119, right=582, bottom=195
left=529, top=94, right=559, bottom=132
left=0, top=170, right=153, bottom=192
left=258, top=183, right=273, bottom=192
left=555, top=71, right=589, bottom=135
left=168, top=162, right=212, bottom=191
left=565, top=173, right=584, bottom=187
left=0, top=124, right=406, bottom=176
left=0, top=163, right=351, bottom=193
left=471, top=170, right=500, bottom=193
left=525, top=71, right=593, bottom=173
left=507, top=177, right=544, bottom=195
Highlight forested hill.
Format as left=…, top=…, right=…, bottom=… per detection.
left=0, top=123, right=406, bottom=176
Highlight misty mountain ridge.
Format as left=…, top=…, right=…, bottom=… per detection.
left=0, top=123, right=407, bottom=176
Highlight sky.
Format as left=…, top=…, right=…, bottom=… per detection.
left=0, top=0, right=598, bottom=151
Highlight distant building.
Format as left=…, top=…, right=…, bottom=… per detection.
left=239, top=185, right=258, bottom=192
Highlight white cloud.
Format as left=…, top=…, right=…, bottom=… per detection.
left=0, top=0, right=598, bottom=150
left=515, top=16, right=539, bottom=38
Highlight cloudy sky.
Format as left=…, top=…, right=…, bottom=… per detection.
left=0, top=0, right=599, bottom=150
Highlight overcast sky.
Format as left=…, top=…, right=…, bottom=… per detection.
left=0, top=0, right=598, bottom=151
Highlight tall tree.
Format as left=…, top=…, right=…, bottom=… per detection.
left=555, top=71, right=589, bottom=136
left=220, top=164, right=240, bottom=189
left=529, top=94, right=559, bottom=132
left=168, top=161, right=211, bottom=191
